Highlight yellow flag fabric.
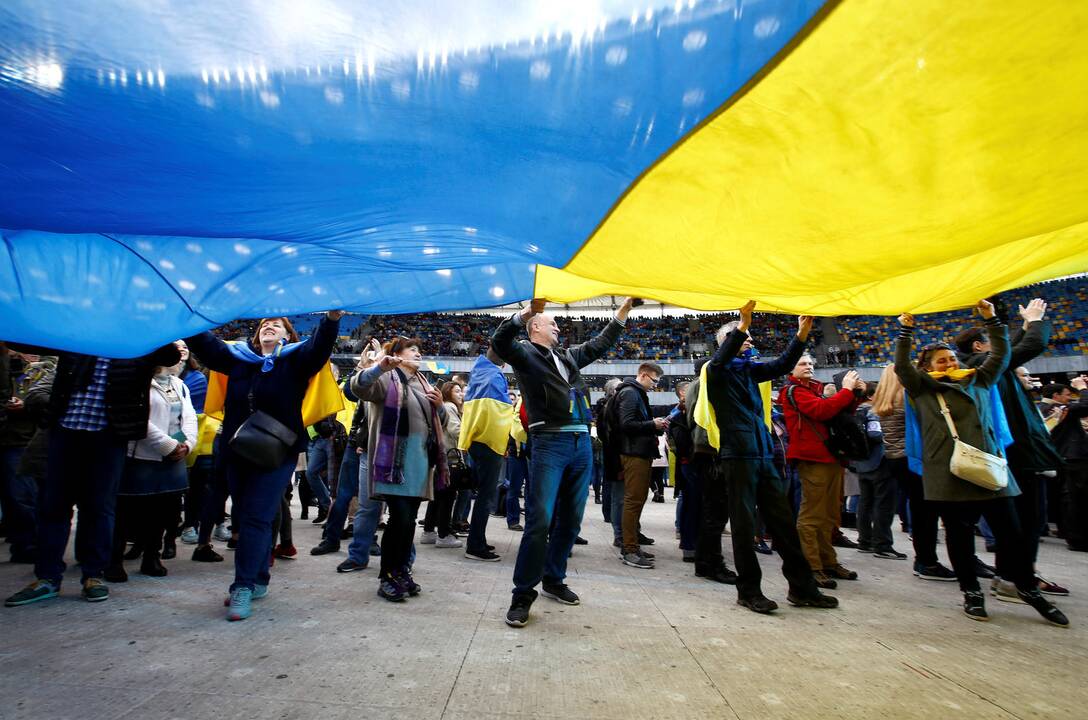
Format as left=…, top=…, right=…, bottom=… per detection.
left=203, top=363, right=344, bottom=429
left=458, top=398, right=514, bottom=455
left=693, top=364, right=773, bottom=451
left=510, top=397, right=528, bottom=445
left=537, top=1, right=1088, bottom=314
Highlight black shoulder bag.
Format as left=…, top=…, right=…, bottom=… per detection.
left=229, top=374, right=298, bottom=470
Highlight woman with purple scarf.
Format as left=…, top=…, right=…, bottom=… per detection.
left=351, top=336, right=448, bottom=602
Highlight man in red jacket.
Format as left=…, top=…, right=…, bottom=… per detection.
left=779, top=356, right=864, bottom=589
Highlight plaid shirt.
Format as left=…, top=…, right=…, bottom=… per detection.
left=60, top=357, right=111, bottom=432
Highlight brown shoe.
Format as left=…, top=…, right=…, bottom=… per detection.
left=824, top=563, right=858, bottom=580
left=812, top=571, right=838, bottom=589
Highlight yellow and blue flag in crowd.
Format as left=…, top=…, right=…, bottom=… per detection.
left=458, top=355, right=512, bottom=456
left=1, top=2, right=1086, bottom=355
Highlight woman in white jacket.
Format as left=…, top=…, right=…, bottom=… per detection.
left=105, top=352, right=198, bottom=581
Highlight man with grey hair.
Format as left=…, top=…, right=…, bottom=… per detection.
left=701, top=301, right=836, bottom=614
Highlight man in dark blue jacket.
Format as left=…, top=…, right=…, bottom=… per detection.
left=493, top=296, right=634, bottom=627
left=703, top=300, right=835, bottom=614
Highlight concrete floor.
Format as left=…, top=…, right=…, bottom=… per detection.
left=1, top=495, right=1085, bottom=720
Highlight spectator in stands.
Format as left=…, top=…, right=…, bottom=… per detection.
left=351, top=335, right=447, bottom=603
left=894, top=302, right=1067, bottom=626
left=4, top=341, right=181, bottom=607
left=870, top=364, right=956, bottom=580
left=954, top=298, right=1068, bottom=599
left=615, top=362, right=667, bottom=569
left=494, top=297, right=634, bottom=627
left=1039, top=377, right=1088, bottom=552
left=779, top=358, right=864, bottom=589
left=185, top=312, right=341, bottom=620
left=696, top=301, right=834, bottom=614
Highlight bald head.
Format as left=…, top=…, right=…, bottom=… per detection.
left=527, top=313, right=560, bottom=348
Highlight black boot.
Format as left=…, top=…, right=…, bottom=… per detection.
left=140, top=552, right=168, bottom=577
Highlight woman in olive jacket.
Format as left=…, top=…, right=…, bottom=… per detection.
left=894, top=300, right=1067, bottom=627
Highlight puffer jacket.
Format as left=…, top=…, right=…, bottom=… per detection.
left=894, top=317, right=1019, bottom=502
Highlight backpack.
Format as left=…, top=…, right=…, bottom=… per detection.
left=786, top=385, right=873, bottom=462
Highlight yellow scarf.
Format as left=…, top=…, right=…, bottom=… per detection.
left=693, top=363, right=772, bottom=450
left=927, top=368, right=976, bottom=381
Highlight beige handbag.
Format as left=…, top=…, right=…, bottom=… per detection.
left=936, top=394, right=1008, bottom=491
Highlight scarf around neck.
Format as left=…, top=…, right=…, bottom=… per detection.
left=927, top=367, right=976, bottom=381
left=225, top=338, right=305, bottom=373
left=372, top=369, right=449, bottom=490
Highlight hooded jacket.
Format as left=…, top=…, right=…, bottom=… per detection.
left=958, top=320, right=1061, bottom=473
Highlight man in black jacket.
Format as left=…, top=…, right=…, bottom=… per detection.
left=955, top=298, right=1067, bottom=596
left=492, top=297, right=634, bottom=627
left=702, top=301, right=834, bottom=614
left=615, top=363, right=667, bottom=569
left=5, top=342, right=181, bottom=607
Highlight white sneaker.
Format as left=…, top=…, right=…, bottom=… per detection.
left=436, top=534, right=463, bottom=548
left=213, top=524, right=231, bottom=542
left=419, top=531, right=438, bottom=545
left=180, top=527, right=199, bottom=545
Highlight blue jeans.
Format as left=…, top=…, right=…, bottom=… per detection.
left=467, top=443, right=505, bottom=554
left=512, top=432, right=592, bottom=597
left=346, top=453, right=382, bottom=565
left=226, top=455, right=296, bottom=591
left=36, top=429, right=126, bottom=583
left=324, top=449, right=360, bottom=544
left=609, top=479, right=624, bottom=542
left=0, top=446, right=37, bottom=557
left=453, top=489, right=472, bottom=524
left=677, top=463, right=701, bottom=551
left=506, top=453, right=527, bottom=526
left=306, top=437, right=332, bottom=509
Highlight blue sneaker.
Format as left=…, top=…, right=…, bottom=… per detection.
left=5, top=579, right=60, bottom=607
left=252, top=584, right=269, bottom=601
left=227, top=587, right=253, bottom=621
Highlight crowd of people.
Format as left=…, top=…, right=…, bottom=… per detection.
left=1, top=290, right=1083, bottom=631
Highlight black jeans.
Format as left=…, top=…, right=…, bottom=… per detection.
left=1061, top=461, right=1088, bottom=549
left=273, top=485, right=293, bottom=547
left=423, top=486, right=456, bottom=537
left=997, top=470, right=1041, bottom=576
left=112, top=492, right=183, bottom=564
left=197, top=445, right=229, bottom=545
left=857, top=459, right=896, bottom=552
left=380, top=496, right=422, bottom=577
left=182, top=456, right=214, bottom=529
left=935, top=497, right=1033, bottom=593
left=723, top=457, right=817, bottom=599
left=693, top=454, right=728, bottom=574
left=890, top=458, right=939, bottom=566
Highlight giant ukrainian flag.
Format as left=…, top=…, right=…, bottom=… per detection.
left=0, top=1, right=1084, bottom=355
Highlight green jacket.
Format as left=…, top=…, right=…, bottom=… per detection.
left=958, top=321, right=1061, bottom=473
left=894, top=319, right=1020, bottom=502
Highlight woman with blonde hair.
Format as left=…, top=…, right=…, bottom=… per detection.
left=871, top=364, right=955, bottom=580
